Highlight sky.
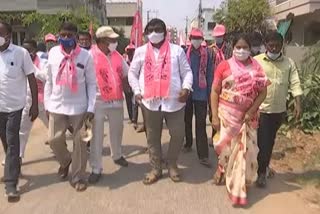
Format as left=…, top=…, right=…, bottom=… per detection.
left=141, top=0, right=223, bottom=31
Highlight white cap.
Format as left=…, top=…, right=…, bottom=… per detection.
left=96, top=26, right=119, bottom=39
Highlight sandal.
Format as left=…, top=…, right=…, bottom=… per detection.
left=71, top=180, right=87, bottom=192
left=168, top=167, right=181, bottom=183
left=213, top=170, right=225, bottom=185
left=143, top=170, right=162, bottom=185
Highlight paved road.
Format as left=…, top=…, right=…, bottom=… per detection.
left=0, top=110, right=317, bottom=214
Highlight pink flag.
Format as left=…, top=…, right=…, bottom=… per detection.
left=130, top=11, right=143, bottom=47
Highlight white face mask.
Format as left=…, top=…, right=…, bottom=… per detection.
left=148, top=32, right=165, bottom=44
left=108, top=42, right=118, bottom=52
left=233, top=48, right=251, bottom=61
left=191, top=39, right=202, bottom=49
left=267, top=51, right=281, bottom=60
left=0, top=36, right=6, bottom=46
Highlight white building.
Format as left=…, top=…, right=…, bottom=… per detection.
left=106, top=0, right=142, bottom=38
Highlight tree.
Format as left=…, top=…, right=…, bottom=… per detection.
left=113, top=27, right=130, bottom=55
left=213, top=0, right=271, bottom=33
left=22, top=7, right=100, bottom=40
left=0, top=7, right=100, bottom=41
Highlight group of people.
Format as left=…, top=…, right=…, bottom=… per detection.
left=0, top=17, right=302, bottom=207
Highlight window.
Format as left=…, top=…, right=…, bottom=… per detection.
left=126, top=17, right=134, bottom=26
left=207, top=22, right=216, bottom=31
left=11, top=31, right=25, bottom=46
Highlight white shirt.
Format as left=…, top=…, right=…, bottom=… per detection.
left=128, top=43, right=193, bottom=112
left=44, top=46, right=97, bottom=115
left=94, top=53, right=129, bottom=109
left=0, top=44, right=35, bottom=112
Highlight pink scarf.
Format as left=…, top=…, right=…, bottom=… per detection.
left=186, top=46, right=208, bottom=89
left=91, top=45, right=123, bottom=101
left=144, top=41, right=171, bottom=100
left=213, top=43, right=226, bottom=68
left=56, top=45, right=81, bottom=93
left=228, top=56, right=269, bottom=96
left=33, top=56, right=44, bottom=103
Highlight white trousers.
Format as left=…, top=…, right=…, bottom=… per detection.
left=19, top=102, right=48, bottom=158
left=90, top=104, right=124, bottom=174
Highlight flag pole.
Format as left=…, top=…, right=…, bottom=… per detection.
left=135, top=0, right=140, bottom=48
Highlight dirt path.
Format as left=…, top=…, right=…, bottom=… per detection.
left=0, top=115, right=319, bottom=214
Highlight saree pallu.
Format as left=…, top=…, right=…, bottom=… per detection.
left=213, top=57, right=268, bottom=206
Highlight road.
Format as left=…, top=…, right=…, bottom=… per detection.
left=0, top=109, right=318, bottom=214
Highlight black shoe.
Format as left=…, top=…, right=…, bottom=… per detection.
left=58, top=160, right=72, bottom=180
left=114, top=157, right=129, bottom=167
left=5, top=189, right=20, bottom=202
left=88, top=173, right=101, bottom=184
left=256, top=174, right=267, bottom=188
left=199, top=158, right=211, bottom=168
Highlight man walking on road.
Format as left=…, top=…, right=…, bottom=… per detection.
left=19, top=40, right=49, bottom=160
left=0, top=21, right=39, bottom=201
left=88, top=26, right=130, bottom=184
left=45, top=22, right=96, bottom=192
left=183, top=28, right=213, bottom=167
left=255, top=32, right=303, bottom=188
left=128, top=18, right=193, bottom=184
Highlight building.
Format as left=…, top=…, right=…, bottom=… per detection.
left=189, top=8, right=215, bottom=42
left=106, top=0, right=142, bottom=38
left=0, top=0, right=107, bottom=45
left=270, top=0, right=320, bottom=46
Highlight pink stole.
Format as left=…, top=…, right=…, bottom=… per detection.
left=56, top=45, right=81, bottom=93
left=144, top=41, right=171, bottom=100
left=33, top=56, right=44, bottom=103
left=214, top=43, right=226, bottom=68
left=186, top=46, right=208, bottom=89
left=91, top=45, right=123, bottom=101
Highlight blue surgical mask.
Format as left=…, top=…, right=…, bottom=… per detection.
left=58, top=37, right=76, bottom=48
left=215, top=37, right=224, bottom=45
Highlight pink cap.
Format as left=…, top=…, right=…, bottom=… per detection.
left=125, top=44, right=135, bottom=51
left=190, top=28, right=204, bottom=38
left=45, top=33, right=57, bottom=42
left=212, top=24, right=226, bottom=37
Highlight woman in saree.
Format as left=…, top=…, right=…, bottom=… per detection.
left=210, top=34, right=270, bottom=206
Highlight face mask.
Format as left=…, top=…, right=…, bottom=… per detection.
left=108, top=42, right=118, bottom=52
left=251, top=46, right=261, bottom=55
left=58, top=37, right=76, bottom=48
left=233, top=48, right=251, bottom=61
left=267, top=51, right=281, bottom=60
left=191, top=39, right=202, bottom=49
left=0, top=36, right=5, bottom=46
left=215, top=37, right=224, bottom=45
left=148, top=32, right=165, bottom=44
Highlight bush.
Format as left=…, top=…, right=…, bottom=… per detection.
left=286, top=42, right=320, bottom=133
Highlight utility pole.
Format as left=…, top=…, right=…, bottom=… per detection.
left=147, top=10, right=151, bottom=23
left=185, top=16, right=189, bottom=39
left=198, top=0, right=203, bottom=29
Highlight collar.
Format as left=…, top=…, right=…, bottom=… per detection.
left=0, top=43, right=14, bottom=53
left=263, top=52, right=284, bottom=62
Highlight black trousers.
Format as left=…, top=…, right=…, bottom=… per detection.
left=184, top=97, right=208, bottom=159
left=124, top=91, right=138, bottom=123
left=0, top=109, right=23, bottom=192
left=257, top=112, right=285, bottom=175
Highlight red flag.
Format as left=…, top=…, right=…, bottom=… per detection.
left=130, top=11, right=143, bottom=47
